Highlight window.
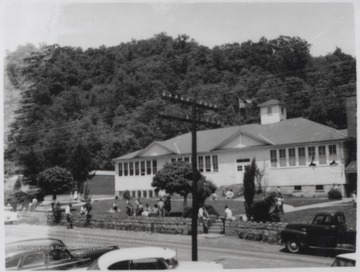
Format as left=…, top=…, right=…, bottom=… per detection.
left=270, top=150, right=277, bottom=167
left=6, top=257, right=20, bottom=268
left=198, top=156, right=204, bottom=172
left=212, top=155, right=218, bottom=171
left=308, top=147, right=316, bottom=162
left=184, top=157, right=190, bottom=162
left=294, top=185, right=302, bottom=191
left=49, top=248, right=72, bottom=262
left=237, top=165, right=243, bottom=171
left=205, top=156, right=211, bottom=172
left=146, top=161, right=151, bottom=175
left=108, top=261, right=130, bottom=270
left=135, top=161, right=140, bottom=175
left=289, top=148, right=296, bottom=166
left=329, top=145, right=337, bottom=161
left=152, top=160, right=157, bottom=174
left=315, top=185, right=324, bottom=191
left=149, top=190, right=153, bottom=198
left=129, top=162, right=134, bottom=176
left=236, top=159, right=250, bottom=163
left=118, top=163, right=123, bottom=176
left=141, top=161, right=145, bottom=175
left=318, top=146, right=326, bottom=164
left=171, top=158, right=176, bottom=163
left=279, top=149, right=286, bottom=167
left=23, top=253, right=45, bottom=268
left=129, top=258, right=167, bottom=270
left=143, top=190, right=147, bottom=198
left=281, top=107, right=285, bottom=114
left=177, top=158, right=182, bottom=161
left=132, top=191, right=136, bottom=198
left=298, top=147, right=306, bottom=166
left=267, top=106, right=272, bottom=115
left=124, top=163, right=128, bottom=176
left=137, top=190, right=141, bottom=198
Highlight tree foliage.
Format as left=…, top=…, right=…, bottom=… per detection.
left=4, top=34, right=356, bottom=173
left=37, top=166, right=74, bottom=195
left=243, top=158, right=257, bottom=217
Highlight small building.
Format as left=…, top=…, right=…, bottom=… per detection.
left=113, top=100, right=350, bottom=198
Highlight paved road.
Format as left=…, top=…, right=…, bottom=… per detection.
left=5, top=224, right=335, bottom=269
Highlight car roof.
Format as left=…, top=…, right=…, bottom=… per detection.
left=335, top=253, right=357, bottom=261
left=315, top=211, right=345, bottom=217
left=98, top=247, right=176, bottom=269
left=6, top=238, right=66, bottom=258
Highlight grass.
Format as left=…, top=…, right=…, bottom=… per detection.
left=72, top=195, right=356, bottom=230
left=281, top=204, right=357, bottom=230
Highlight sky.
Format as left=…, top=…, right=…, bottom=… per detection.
left=2, top=0, right=358, bottom=57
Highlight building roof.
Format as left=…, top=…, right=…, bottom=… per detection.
left=113, top=117, right=348, bottom=161
left=258, top=99, right=283, bottom=107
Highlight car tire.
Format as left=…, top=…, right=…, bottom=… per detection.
left=286, top=239, right=301, bottom=253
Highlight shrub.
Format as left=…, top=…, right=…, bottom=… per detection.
left=328, top=188, right=342, bottom=200
left=251, top=192, right=279, bottom=222
left=37, top=166, right=74, bottom=195
left=123, top=190, right=131, bottom=200
left=182, top=204, right=219, bottom=218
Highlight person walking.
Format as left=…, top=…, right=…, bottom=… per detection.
left=198, top=204, right=209, bottom=234
left=164, top=196, right=171, bottom=216
left=352, top=191, right=357, bottom=207
left=65, top=203, right=73, bottom=229
left=220, top=205, right=233, bottom=234
left=158, top=198, right=165, bottom=217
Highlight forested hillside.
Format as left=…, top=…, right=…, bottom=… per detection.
left=4, top=33, right=356, bottom=174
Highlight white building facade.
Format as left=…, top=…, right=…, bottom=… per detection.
left=113, top=100, right=349, bottom=198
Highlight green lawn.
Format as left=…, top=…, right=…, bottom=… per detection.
left=281, top=204, right=357, bottom=230
left=79, top=197, right=356, bottom=230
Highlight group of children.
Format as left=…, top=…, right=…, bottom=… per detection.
left=122, top=196, right=172, bottom=217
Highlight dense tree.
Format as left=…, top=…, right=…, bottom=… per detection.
left=152, top=161, right=208, bottom=214
left=4, top=34, right=356, bottom=174
left=243, top=158, right=257, bottom=218
left=37, top=166, right=74, bottom=195
left=68, top=144, right=96, bottom=192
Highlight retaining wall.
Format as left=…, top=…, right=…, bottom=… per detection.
left=17, top=212, right=287, bottom=244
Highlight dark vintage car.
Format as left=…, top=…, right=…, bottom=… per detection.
left=5, top=238, right=119, bottom=270
left=281, top=211, right=356, bottom=253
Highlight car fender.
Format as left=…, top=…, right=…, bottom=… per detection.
left=281, top=229, right=308, bottom=246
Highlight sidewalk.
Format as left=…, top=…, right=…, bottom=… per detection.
left=283, top=198, right=353, bottom=213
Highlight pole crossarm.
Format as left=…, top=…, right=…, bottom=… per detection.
left=161, top=91, right=218, bottom=111
left=158, top=113, right=221, bottom=128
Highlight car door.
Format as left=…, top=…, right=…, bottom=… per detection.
left=308, top=215, right=336, bottom=247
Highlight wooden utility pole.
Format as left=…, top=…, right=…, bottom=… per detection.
left=160, top=91, right=220, bottom=261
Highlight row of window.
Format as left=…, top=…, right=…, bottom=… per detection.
left=118, top=155, right=219, bottom=177
left=270, top=145, right=337, bottom=167
left=170, top=155, right=219, bottom=172
left=118, top=160, right=157, bottom=177
left=294, top=185, right=325, bottom=191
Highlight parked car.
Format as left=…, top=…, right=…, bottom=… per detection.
left=281, top=211, right=356, bottom=253
left=331, top=253, right=356, bottom=267
left=5, top=238, right=119, bottom=270
left=83, top=247, right=223, bottom=270
left=4, top=210, right=18, bottom=224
